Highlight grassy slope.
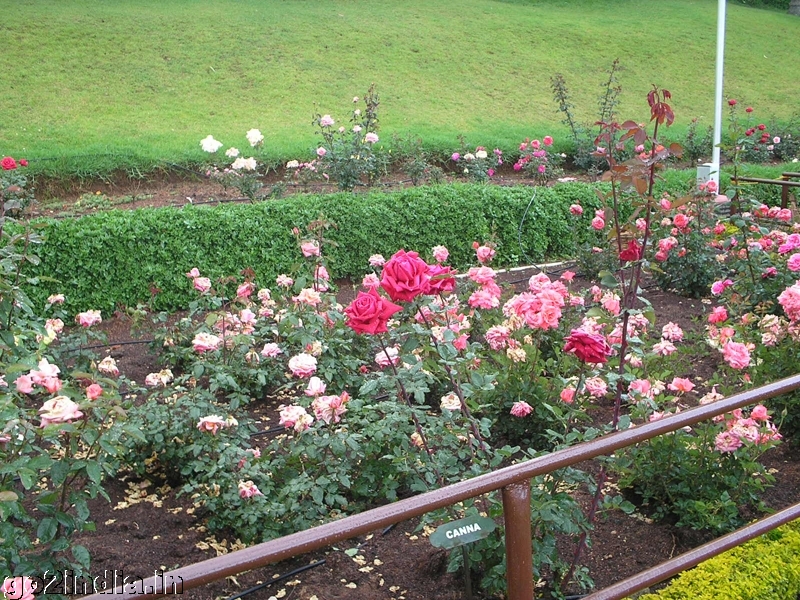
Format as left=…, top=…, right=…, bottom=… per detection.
left=1, top=0, right=799, bottom=173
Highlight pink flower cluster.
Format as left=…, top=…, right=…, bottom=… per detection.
left=186, top=268, right=212, bottom=294
left=501, top=273, right=568, bottom=331
left=15, top=358, right=63, bottom=395
left=279, top=404, right=314, bottom=432
left=238, top=480, right=264, bottom=499
left=779, top=280, right=800, bottom=322
left=714, top=405, right=781, bottom=452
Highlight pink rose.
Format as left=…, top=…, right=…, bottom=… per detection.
left=591, top=217, right=605, bottom=230
left=569, top=204, right=583, bottom=215
left=543, top=136, right=553, bottom=146
left=715, top=430, right=743, bottom=453
left=276, top=274, right=294, bottom=288
left=192, top=332, right=222, bottom=353
left=365, top=132, right=379, bottom=144
left=667, top=377, right=695, bottom=393
left=788, top=254, right=800, bottom=272
left=185, top=267, right=200, bottom=278
left=375, top=346, right=400, bottom=368
left=380, top=249, right=430, bottom=302
left=485, top=325, right=510, bottom=350
left=722, top=341, right=751, bottom=369
left=559, top=387, right=575, bottom=404
left=193, top=277, right=212, bottom=293
left=304, top=376, right=327, bottom=397
left=236, top=282, right=255, bottom=298
left=197, top=415, right=227, bottom=435
left=1, top=157, right=18, bottom=171
left=431, top=245, right=449, bottom=263
left=316, top=147, right=327, bottom=157
left=510, top=401, right=533, bottom=417
left=673, top=213, right=689, bottom=229
left=260, top=343, right=283, bottom=358
left=279, top=404, right=313, bottom=431
left=345, top=288, right=403, bottom=335
left=2, top=577, right=36, bottom=600
left=301, top=240, right=320, bottom=257
left=362, top=273, right=381, bottom=289
left=564, top=330, right=611, bottom=363
left=39, top=396, right=84, bottom=427
left=238, top=480, right=264, bottom=499
left=288, top=353, right=317, bottom=377
left=426, top=264, right=456, bottom=295
left=708, top=306, right=728, bottom=323
left=86, top=383, right=103, bottom=400
left=511, top=401, right=533, bottom=417
left=15, top=374, right=34, bottom=394
left=751, top=405, right=769, bottom=421
left=76, top=310, right=102, bottom=327
left=475, top=245, right=496, bottom=264
left=368, top=254, right=386, bottom=267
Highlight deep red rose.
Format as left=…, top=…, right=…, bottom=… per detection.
left=758, top=124, right=766, bottom=131
left=728, top=99, right=737, bottom=106
left=1, top=157, right=17, bottom=171
left=425, top=264, right=456, bottom=295
left=563, top=329, right=612, bottom=364
left=344, top=288, right=403, bottom=335
left=618, top=240, right=642, bottom=262
left=380, top=249, right=430, bottom=302
left=19, top=159, right=28, bottom=167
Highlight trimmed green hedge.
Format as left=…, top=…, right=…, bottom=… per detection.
left=22, top=183, right=606, bottom=314
left=635, top=520, right=800, bottom=600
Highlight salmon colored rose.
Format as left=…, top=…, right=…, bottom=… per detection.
left=345, top=288, right=403, bottom=335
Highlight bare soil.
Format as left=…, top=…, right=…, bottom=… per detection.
left=67, top=265, right=800, bottom=600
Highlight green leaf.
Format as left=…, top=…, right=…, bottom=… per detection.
left=37, top=517, right=58, bottom=543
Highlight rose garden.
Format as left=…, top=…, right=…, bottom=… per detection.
left=4, top=5, right=800, bottom=596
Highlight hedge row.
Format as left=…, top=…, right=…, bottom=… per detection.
left=636, top=520, right=800, bottom=600
left=22, top=183, right=607, bottom=315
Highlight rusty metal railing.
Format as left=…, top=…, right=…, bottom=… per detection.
left=81, top=373, right=800, bottom=600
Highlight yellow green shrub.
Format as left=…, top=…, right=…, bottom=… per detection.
left=636, top=520, right=800, bottom=600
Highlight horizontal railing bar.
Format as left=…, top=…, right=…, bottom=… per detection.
left=734, top=176, right=800, bottom=187
left=583, top=501, right=800, bottom=600
left=81, top=373, right=800, bottom=599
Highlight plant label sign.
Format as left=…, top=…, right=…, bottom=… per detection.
left=429, top=515, right=496, bottom=549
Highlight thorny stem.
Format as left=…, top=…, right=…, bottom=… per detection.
left=561, top=468, right=607, bottom=590
left=565, top=116, right=664, bottom=588
left=376, top=336, right=445, bottom=488
left=417, top=305, right=488, bottom=453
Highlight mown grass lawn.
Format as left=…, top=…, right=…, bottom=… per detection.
left=2, top=0, right=799, bottom=175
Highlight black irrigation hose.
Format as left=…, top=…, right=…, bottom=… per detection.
left=225, top=523, right=397, bottom=600
left=63, top=339, right=155, bottom=355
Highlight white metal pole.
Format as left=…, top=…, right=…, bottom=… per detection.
left=710, top=0, right=727, bottom=185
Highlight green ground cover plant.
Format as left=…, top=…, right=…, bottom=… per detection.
left=636, top=520, right=800, bottom=600
left=2, top=0, right=800, bottom=179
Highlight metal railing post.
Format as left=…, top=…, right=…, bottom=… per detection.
left=503, top=480, right=534, bottom=600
